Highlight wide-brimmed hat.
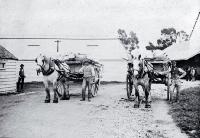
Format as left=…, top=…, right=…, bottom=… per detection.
left=83, top=60, right=90, bottom=64
left=20, top=64, right=24, bottom=67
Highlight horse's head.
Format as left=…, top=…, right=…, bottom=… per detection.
left=132, top=54, right=144, bottom=77
left=35, top=54, right=45, bottom=66
left=35, top=54, right=48, bottom=75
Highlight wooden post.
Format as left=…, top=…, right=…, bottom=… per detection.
left=189, top=12, right=200, bottom=40
left=54, top=40, right=61, bottom=52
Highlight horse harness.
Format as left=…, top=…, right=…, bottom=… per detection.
left=42, top=67, right=55, bottom=76
left=132, top=59, right=153, bottom=79
left=36, top=56, right=55, bottom=76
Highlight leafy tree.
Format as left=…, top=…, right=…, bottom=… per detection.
left=177, top=30, right=189, bottom=41
left=118, top=29, right=139, bottom=51
left=161, top=28, right=176, bottom=35
left=145, top=28, right=189, bottom=50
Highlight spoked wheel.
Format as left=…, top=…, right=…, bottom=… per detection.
left=91, top=79, right=100, bottom=97
left=56, top=81, right=65, bottom=97
left=166, top=77, right=171, bottom=101
left=126, top=74, right=133, bottom=99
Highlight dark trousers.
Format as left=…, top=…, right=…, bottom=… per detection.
left=17, top=77, right=24, bottom=92
left=81, top=77, right=93, bottom=100
left=186, top=74, right=191, bottom=81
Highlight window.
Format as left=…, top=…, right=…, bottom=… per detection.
left=0, top=62, right=5, bottom=69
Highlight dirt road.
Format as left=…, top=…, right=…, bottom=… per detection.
left=1, top=81, right=198, bottom=138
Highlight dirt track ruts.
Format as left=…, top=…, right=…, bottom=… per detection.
left=1, top=81, right=199, bottom=138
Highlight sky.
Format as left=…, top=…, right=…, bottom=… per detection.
left=0, top=0, right=199, bottom=59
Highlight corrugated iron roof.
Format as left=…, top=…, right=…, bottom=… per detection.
left=0, top=45, right=18, bottom=60
left=163, top=41, right=200, bottom=61
left=163, top=20, right=200, bottom=61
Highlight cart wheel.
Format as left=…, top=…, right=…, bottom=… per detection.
left=91, top=79, right=99, bottom=97
left=126, top=74, right=132, bottom=99
left=166, top=78, right=170, bottom=100
left=56, top=81, right=65, bottom=97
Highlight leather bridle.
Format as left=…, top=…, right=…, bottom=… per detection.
left=35, top=56, right=54, bottom=76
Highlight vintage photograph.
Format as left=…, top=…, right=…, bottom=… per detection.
left=0, top=0, right=199, bottom=138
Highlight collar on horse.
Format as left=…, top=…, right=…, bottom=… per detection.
left=41, top=57, right=55, bottom=76
left=42, top=67, right=54, bottom=76
left=136, top=59, right=149, bottom=79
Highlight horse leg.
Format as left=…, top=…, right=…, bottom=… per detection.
left=60, top=81, right=67, bottom=100
left=64, top=81, right=70, bottom=100
left=60, top=79, right=70, bottom=100
left=44, top=82, right=50, bottom=103
left=149, top=80, right=152, bottom=91
left=53, top=81, right=58, bottom=103
left=145, top=88, right=151, bottom=108
left=134, top=86, right=140, bottom=108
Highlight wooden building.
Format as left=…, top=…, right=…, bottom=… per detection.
left=164, top=41, right=200, bottom=79
left=0, top=45, right=18, bottom=94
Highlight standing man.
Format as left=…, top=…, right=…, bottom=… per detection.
left=79, top=60, right=95, bottom=102
left=17, top=64, right=25, bottom=92
left=186, top=66, right=191, bottom=81
left=191, top=67, right=196, bottom=81
left=170, top=61, right=186, bottom=102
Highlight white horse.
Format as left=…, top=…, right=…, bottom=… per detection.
left=35, top=54, right=70, bottom=103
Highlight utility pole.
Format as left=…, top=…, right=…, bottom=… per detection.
left=54, top=40, right=61, bottom=52
left=189, top=11, right=200, bottom=40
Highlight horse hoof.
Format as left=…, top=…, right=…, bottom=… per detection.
left=44, top=99, right=50, bottom=103
left=145, top=104, right=151, bottom=108
left=134, top=104, right=139, bottom=108
left=53, top=99, right=58, bottom=103
left=141, top=100, right=145, bottom=104
left=66, top=96, right=70, bottom=100
left=60, top=96, right=67, bottom=100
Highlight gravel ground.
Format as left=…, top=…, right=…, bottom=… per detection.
left=0, top=81, right=198, bottom=138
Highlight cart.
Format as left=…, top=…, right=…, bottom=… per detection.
left=55, top=57, right=103, bottom=97
left=145, top=57, right=171, bottom=100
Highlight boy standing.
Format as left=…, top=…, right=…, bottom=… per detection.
left=79, top=60, right=95, bottom=102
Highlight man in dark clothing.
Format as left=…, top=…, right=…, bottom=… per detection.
left=17, top=64, right=25, bottom=92
left=186, top=66, right=191, bottom=81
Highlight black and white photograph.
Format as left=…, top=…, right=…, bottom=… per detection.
left=0, top=0, right=200, bottom=137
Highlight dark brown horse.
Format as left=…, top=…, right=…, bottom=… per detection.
left=132, top=55, right=153, bottom=108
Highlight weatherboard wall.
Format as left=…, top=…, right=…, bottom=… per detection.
left=0, top=59, right=18, bottom=93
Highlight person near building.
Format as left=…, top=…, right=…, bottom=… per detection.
left=169, top=61, right=186, bottom=102
left=191, top=67, right=196, bottom=81
left=186, top=66, right=191, bottom=81
left=17, top=64, right=25, bottom=92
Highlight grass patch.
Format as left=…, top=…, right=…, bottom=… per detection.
left=169, top=86, right=200, bottom=138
